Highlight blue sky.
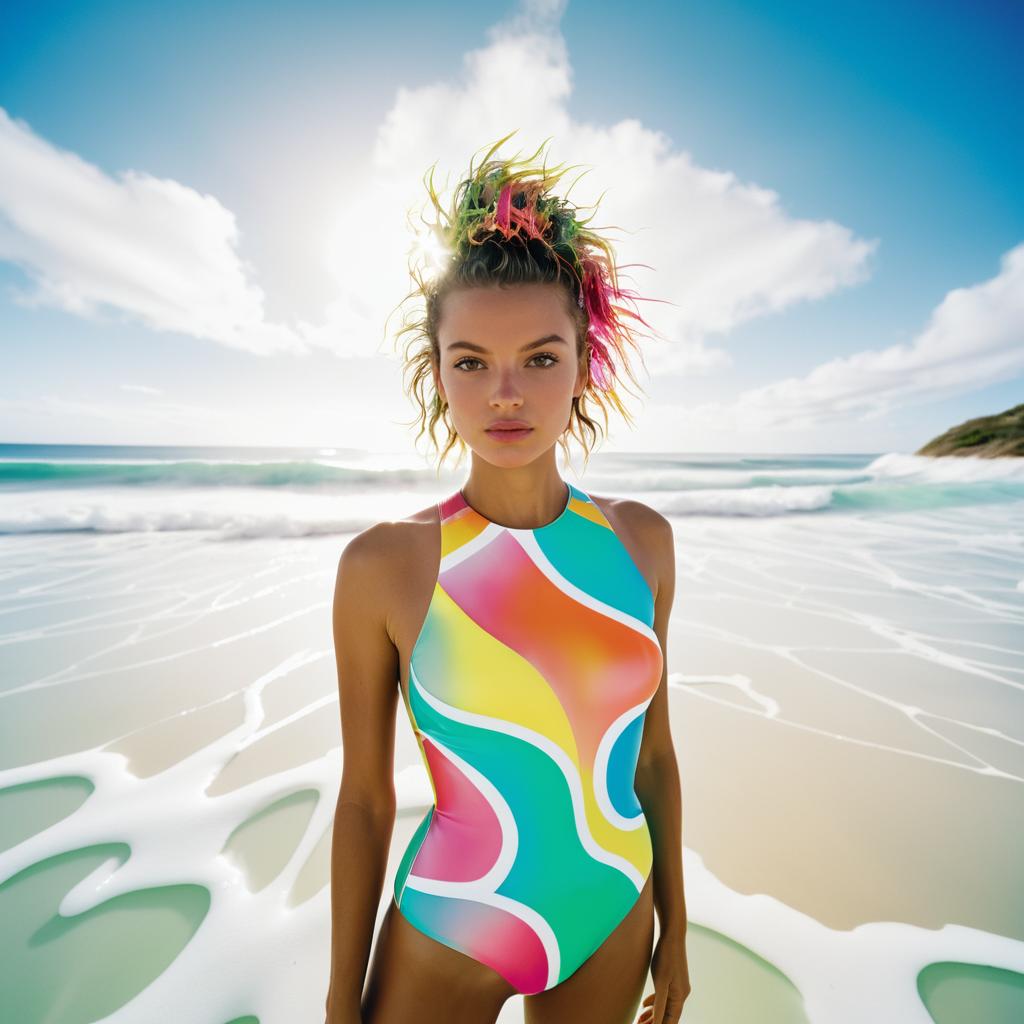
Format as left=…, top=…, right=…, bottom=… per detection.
left=0, top=0, right=1021, bottom=454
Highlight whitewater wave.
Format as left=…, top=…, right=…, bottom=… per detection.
left=0, top=451, right=1021, bottom=536
left=866, top=452, right=1024, bottom=483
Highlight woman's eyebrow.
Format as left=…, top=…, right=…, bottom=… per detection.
left=447, top=334, right=569, bottom=354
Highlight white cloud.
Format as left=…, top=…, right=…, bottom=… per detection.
left=120, top=383, right=162, bottom=395
left=0, top=107, right=306, bottom=356
left=676, top=242, right=1024, bottom=433
left=326, top=0, right=876, bottom=372
left=0, top=0, right=876, bottom=378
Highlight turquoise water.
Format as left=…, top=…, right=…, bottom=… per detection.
left=2, top=443, right=1023, bottom=536
left=919, top=962, right=1024, bottom=1023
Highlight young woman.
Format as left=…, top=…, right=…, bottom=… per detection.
left=325, top=134, right=690, bottom=1024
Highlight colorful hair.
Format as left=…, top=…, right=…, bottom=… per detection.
left=388, top=130, right=667, bottom=472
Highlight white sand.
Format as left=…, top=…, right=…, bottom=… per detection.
left=1, top=500, right=1023, bottom=1022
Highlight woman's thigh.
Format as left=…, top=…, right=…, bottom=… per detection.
left=361, top=899, right=517, bottom=1024
left=523, top=872, right=655, bottom=1024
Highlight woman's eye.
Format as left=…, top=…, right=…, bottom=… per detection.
left=453, top=353, right=559, bottom=371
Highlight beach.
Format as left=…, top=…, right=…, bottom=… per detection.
left=1, top=446, right=1023, bottom=1022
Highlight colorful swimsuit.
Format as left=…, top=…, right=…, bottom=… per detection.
left=393, top=481, right=663, bottom=995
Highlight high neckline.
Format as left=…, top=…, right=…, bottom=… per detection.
left=459, top=482, right=574, bottom=532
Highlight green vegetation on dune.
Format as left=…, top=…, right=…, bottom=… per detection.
left=917, top=403, right=1024, bottom=457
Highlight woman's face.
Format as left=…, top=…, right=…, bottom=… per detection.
left=434, top=283, right=587, bottom=463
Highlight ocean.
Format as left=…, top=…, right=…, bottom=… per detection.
left=3, top=445, right=1024, bottom=536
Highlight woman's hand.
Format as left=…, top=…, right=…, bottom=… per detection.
left=636, top=931, right=690, bottom=1024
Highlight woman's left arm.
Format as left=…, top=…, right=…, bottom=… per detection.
left=632, top=506, right=690, bottom=1024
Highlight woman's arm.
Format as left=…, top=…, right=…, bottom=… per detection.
left=324, top=525, right=401, bottom=1024
left=634, top=508, right=686, bottom=934
left=632, top=507, right=690, bottom=1023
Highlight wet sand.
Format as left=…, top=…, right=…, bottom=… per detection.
left=1, top=500, right=1023, bottom=1022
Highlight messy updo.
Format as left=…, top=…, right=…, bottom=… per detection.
left=388, top=131, right=664, bottom=473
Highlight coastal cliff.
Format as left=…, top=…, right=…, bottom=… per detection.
left=916, top=403, right=1024, bottom=457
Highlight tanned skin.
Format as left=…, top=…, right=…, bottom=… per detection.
left=325, top=283, right=689, bottom=1024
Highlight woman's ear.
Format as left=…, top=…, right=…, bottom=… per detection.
left=575, top=345, right=590, bottom=399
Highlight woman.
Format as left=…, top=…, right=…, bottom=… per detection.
left=325, top=133, right=690, bottom=1024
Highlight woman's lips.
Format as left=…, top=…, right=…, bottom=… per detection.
left=486, top=427, right=533, bottom=442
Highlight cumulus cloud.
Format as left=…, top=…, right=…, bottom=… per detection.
left=679, top=242, right=1024, bottom=432
left=330, top=0, right=877, bottom=371
left=0, top=0, right=876, bottom=374
left=0, top=107, right=305, bottom=356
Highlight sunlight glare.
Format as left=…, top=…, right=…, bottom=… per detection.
left=408, top=225, right=453, bottom=283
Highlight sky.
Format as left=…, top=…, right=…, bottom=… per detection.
left=0, top=0, right=1021, bottom=455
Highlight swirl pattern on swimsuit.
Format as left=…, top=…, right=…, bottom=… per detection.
left=393, top=482, right=663, bottom=995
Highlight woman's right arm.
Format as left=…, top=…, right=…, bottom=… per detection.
left=324, top=525, right=401, bottom=1024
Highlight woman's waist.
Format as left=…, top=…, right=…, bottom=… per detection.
left=406, top=803, right=653, bottom=893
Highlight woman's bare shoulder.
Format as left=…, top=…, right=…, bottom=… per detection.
left=587, top=491, right=671, bottom=540
left=337, top=500, right=439, bottom=577
left=586, top=492, right=674, bottom=598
